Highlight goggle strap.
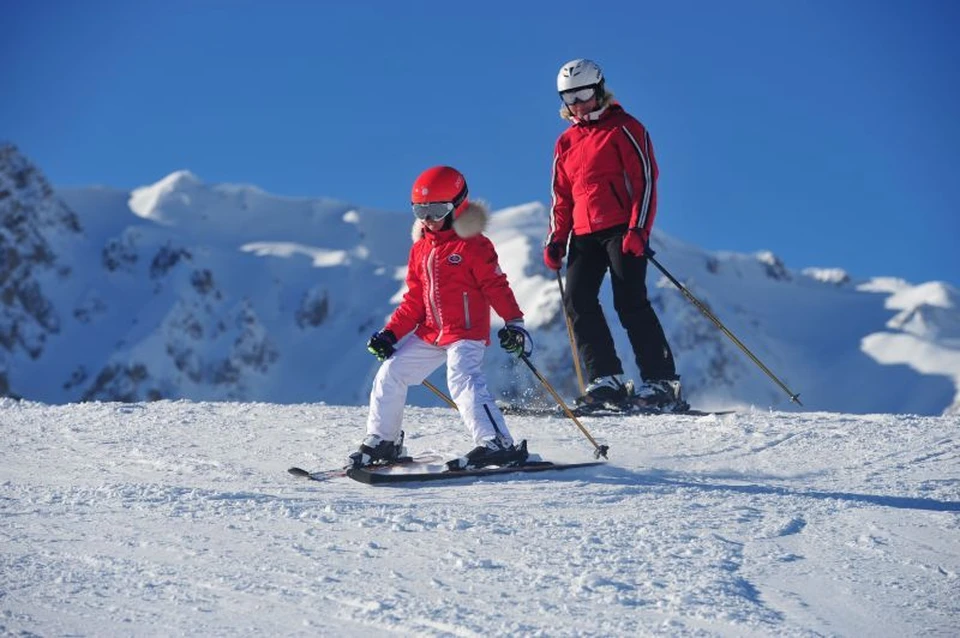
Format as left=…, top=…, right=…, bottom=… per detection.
left=450, top=183, right=468, bottom=210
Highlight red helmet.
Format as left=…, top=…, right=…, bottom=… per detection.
left=411, top=166, right=469, bottom=220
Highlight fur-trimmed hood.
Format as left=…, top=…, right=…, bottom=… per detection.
left=560, top=90, right=617, bottom=123
left=410, top=200, right=488, bottom=243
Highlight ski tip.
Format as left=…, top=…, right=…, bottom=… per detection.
left=287, top=467, right=311, bottom=477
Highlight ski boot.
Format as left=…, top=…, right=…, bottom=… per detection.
left=574, top=375, right=632, bottom=413
left=634, top=379, right=689, bottom=412
left=346, top=431, right=405, bottom=469
left=446, top=439, right=529, bottom=471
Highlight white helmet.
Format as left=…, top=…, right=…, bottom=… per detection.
left=557, top=58, right=604, bottom=93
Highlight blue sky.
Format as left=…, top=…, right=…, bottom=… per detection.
left=4, top=1, right=958, bottom=286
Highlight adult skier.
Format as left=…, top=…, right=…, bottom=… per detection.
left=350, top=166, right=531, bottom=470
left=544, top=58, right=683, bottom=411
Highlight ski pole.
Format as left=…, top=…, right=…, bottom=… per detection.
left=646, top=251, right=802, bottom=406
left=422, top=379, right=458, bottom=410
left=556, top=271, right=586, bottom=395
left=518, top=354, right=609, bottom=459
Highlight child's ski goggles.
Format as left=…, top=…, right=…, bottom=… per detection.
left=412, top=187, right=467, bottom=221
left=412, top=201, right=455, bottom=221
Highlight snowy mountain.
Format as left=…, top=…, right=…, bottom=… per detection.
left=0, top=145, right=82, bottom=378
left=1, top=143, right=958, bottom=415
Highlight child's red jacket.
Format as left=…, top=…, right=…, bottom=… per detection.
left=386, top=205, right=523, bottom=346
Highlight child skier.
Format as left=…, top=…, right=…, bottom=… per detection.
left=349, top=166, right=531, bottom=471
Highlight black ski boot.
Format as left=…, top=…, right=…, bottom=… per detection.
left=634, top=379, right=689, bottom=412
left=446, top=439, right=529, bottom=471
left=575, top=375, right=629, bottom=407
left=572, top=375, right=635, bottom=415
left=347, top=431, right=405, bottom=469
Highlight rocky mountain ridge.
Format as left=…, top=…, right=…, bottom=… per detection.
left=2, top=143, right=956, bottom=415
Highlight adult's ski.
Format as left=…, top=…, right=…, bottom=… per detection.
left=498, top=402, right=734, bottom=418
left=571, top=404, right=736, bottom=418
left=345, top=460, right=606, bottom=485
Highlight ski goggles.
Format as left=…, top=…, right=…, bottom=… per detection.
left=559, top=86, right=597, bottom=105
left=412, top=185, right=468, bottom=221
left=412, top=201, right=455, bottom=221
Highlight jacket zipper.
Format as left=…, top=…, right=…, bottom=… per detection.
left=462, top=292, right=471, bottom=330
left=426, top=247, right=442, bottom=344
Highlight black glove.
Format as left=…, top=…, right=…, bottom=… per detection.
left=498, top=321, right=532, bottom=357
left=367, top=330, right=398, bottom=361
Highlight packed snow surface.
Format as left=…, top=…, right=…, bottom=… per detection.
left=2, top=399, right=958, bottom=636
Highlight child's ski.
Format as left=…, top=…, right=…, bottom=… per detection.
left=346, top=460, right=606, bottom=485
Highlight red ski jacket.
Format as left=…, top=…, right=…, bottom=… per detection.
left=546, top=103, right=659, bottom=246
left=386, top=211, right=523, bottom=347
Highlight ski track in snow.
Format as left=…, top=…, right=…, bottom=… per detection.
left=2, top=400, right=959, bottom=637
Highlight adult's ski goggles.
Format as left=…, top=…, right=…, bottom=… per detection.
left=560, top=86, right=597, bottom=105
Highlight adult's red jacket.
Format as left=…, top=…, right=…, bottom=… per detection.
left=385, top=204, right=523, bottom=347
left=546, top=103, right=659, bottom=246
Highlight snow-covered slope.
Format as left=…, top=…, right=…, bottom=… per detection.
left=2, top=400, right=958, bottom=636
left=2, top=143, right=958, bottom=415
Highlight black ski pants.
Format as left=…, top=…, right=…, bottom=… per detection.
left=564, top=226, right=677, bottom=383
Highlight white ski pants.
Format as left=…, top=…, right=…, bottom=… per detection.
left=366, top=336, right=513, bottom=447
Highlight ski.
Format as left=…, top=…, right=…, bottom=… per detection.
left=571, top=404, right=736, bottom=418
left=498, top=402, right=734, bottom=418
left=288, top=466, right=348, bottom=482
left=345, top=460, right=606, bottom=485
left=288, top=454, right=442, bottom=482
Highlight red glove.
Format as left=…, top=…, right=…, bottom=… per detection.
left=543, top=242, right=566, bottom=271
left=622, top=227, right=650, bottom=257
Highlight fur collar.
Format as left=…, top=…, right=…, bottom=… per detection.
left=410, top=201, right=488, bottom=243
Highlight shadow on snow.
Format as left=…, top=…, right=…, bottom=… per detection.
left=589, top=466, right=960, bottom=513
